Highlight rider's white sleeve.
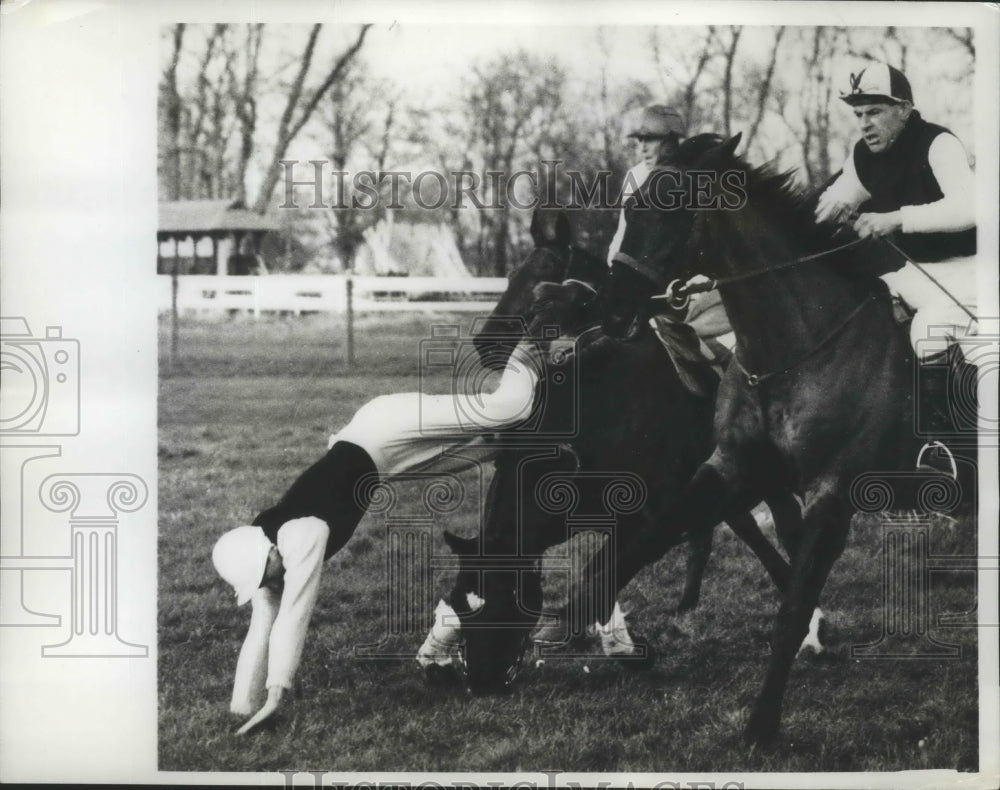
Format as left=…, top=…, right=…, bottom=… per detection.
left=265, top=517, right=329, bottom=691
left=230, top=585, right=280, bottom=715
left=607, top=208, right=628, bottom=267
left=815, top=153, right=870, bottom=222
left=899, top=134, right=976, bottom=234
left=607, top=162, right=649, bottom=266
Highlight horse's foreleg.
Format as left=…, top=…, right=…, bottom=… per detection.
left=570, top=459, right=749, bottom=630
left=765, top=491, right=803, bottom=562
left=675, top=526, right=715, bottom=613
left=724, top=509, right=791, bottom=595
left=744, top=491, right=850, bottom=748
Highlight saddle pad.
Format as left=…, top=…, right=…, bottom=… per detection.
left=649, top=314, right=727, bottom=399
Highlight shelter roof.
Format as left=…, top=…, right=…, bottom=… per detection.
left=158, top=199, right=278, bottom=235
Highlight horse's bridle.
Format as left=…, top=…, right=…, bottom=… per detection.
left=655, top=236, right=871, bottom=308
left=732, top=295, right=876, bottom=387
left=613, top=227, right=881, bottom=388
left=453, top=611, right=532, bottom=690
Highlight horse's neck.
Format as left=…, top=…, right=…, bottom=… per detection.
left=710, top=215, right=869, bottom=372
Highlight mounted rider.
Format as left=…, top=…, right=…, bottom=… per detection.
left=608, top=105, right=686, bottom=266
left=610, top=104, right=734, bottom=385
left=815, top=60, right=980, bottom=472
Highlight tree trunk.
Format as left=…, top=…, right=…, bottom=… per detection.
left=744, top=27, right=785, bottom=153
left=164, top=24, right=186, bottom=201
left=493, top=205, right=509, bottom=277
left=252, top=24, right=371, bottom=214
left=721, top=26, right=743, bottom=139
left=232, top=24, right=263, bottom=206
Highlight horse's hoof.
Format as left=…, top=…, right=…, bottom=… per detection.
left=423, top=663, right=460, bottom=688
left=616, top=641, right=656, bottom=670
left=803, top=648, right=842, bottom=664
left=743, top=729, right=779, bottom=751
left=743, top=711, right=780, bottom=750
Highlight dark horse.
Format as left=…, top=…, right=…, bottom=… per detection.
left=593, top=133, right=962, bottom=745
left=439, top=209, right=799, bottom=694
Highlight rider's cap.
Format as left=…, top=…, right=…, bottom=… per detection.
left=628, top=105, right=686, bottom=139
left=212, top=526, right=273, bottom=605
left=841, top=62, right=913, bottom=106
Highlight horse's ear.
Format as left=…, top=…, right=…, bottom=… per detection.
left=530, top=209, right=545, bottom=246
left=699, top=132, right=743, bottom=168
left=443, top=530, right=478, bottom=556
left=530, top=208, right=570, bottom=247
left=721, top=132, right=742, bottom=157
left=554, top=210, right=572, bottom=248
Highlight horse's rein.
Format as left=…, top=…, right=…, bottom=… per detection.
left=645, top=236, right=870, bottom=309
left=562, top=278, right=598, bottom=295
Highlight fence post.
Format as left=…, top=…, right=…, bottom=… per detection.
left=170, top=254, right=179, bottom=373
left=345, top=276, right=355, bottom=368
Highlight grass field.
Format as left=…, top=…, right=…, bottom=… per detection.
left=158, top=312, right=978, bottom=775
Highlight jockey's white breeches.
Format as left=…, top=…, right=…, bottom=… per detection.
left=330, top=341, right=542, bottom=478
left=880, top=256, right=979, bottom=362
left=687, top=289, right=736, bottom=352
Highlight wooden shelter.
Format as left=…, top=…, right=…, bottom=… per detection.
left=157, top=199, right=278, bottom=275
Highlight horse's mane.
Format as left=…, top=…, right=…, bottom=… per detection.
left=673, top=133, right=899, bottom=276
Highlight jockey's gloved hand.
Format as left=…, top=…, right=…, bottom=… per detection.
left=684, top=274, right=714, bottom=289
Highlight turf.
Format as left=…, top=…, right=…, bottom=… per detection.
left=158, top=312, right=978, bottom=773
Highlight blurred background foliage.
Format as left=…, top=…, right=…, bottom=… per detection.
left=159, top=24, right=975, bottom=276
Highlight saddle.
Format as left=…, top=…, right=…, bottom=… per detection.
left=648, top=312, right=729, bottom=399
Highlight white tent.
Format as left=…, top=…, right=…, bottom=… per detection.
left=356, top=214, right=471, bottom=277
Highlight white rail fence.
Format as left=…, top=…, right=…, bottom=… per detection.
left=157, top=275, right=508, bottom=315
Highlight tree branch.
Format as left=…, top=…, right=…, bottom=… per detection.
left=744, top=27, right=785, bottom=153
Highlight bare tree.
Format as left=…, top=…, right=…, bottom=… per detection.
left=720, top=26, right=743, bottom=138
left=945, top=27, right=975, bottom=57
left=160, top=24, right=186, bottom=201
left=317, top=64, right=399, bottom=271
left=775, top=26, right=845, bottom=187
left=160, top=24, right=239, bottom=201
left=227, top=24, right=264, bottom=205
left=184, top=25, right=227, bottom=198
left=252, top=24, right=372, bottom=213
left=743, top=27, right=786, bottom=153
left=459, top=51, right=567, bottom=275
left=652, top=26, right=718, bottom=133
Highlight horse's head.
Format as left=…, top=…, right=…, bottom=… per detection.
left=442, top=529, right=542, bottom=695
left=601, top=133, right=742, bottom=338
left=524, top=237, right=608, bottom=345
left=473, top=209, right=576, bottom=371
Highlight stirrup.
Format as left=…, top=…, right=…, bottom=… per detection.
left=916, top=440, right=958, bottom=480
